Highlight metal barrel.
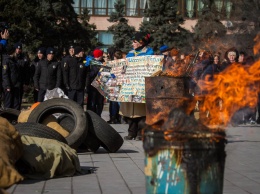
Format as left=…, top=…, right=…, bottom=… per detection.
left=145, top=76, right=192, bottom=125
left=143, top=128, right=226, bottom=194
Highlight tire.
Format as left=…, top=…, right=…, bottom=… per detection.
left=57, top=113, right=75, bottom=133
left=57, top=113, right=101, bottom=152
left=83, top=132, right=101, bottom=152
left=0, top=108, right=20, bottom=125
left=86, top=110, right=124, bottom=153
left=15, top=122, right=67, bottom=144
left=27, top=98, right=88, bottom=149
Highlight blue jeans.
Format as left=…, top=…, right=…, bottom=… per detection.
left=109, top=101, right=119, bottom=117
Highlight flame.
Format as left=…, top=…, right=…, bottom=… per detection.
left=153, top=34, right=260, bottom=129
left=254, top=33, right=260, bottom=55
left=197, top=60, right=260, bottom=126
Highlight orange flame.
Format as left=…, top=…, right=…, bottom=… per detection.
left=254, top=33, right=260, bottom=55
left=198, top=60, right=260, bottom=126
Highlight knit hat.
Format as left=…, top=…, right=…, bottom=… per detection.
left=93, top=49, right=103, bottom=58
left=14, top=42, right=22, bottom=49
left=46, top=47, right=55, bottom=55
left=160, top=45, right=171, bottom=53
left=37, top=47, right=46, bottom=55
left=132, top=32, right=150, bottom=45
left=74, top=46, right=84, bottom=55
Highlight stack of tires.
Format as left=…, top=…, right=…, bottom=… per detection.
left=0, top=98, right=124, bottom=153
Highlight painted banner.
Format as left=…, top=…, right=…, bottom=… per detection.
left=91, top=55, right=163, bottom=103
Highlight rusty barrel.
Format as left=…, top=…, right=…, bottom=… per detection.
left=143, top=128, right=226, bottom=194
left=145, top=76, right=191, bottom=125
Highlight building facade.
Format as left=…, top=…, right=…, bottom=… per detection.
left=72, top=0, right=233, bottom=50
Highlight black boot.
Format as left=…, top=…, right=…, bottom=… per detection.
left=116, top=114, right=121, bottom=124
left=107, top=116, right=117, bottom=124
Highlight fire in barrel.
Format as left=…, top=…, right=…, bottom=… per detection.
left=143, top=36, right=260, bottom=194
left=143, top=108, right=226, bottom=194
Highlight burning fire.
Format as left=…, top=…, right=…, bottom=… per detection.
left=149, top=34, right=260, bottom=129
left=198, top=59, right=260, bottom=126
left=254, top=33, right=260, bottom=56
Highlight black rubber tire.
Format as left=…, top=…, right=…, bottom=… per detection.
left=57, top=113, right=75, bottom=133
left=0, top=108, right=20, bottom=125
left=83, top=132, right=101, bottom=152
left=86, top=110, right=124, bottom=153
left=57, top=113, right=101, bottom=152
left=27, top=98, right=88, bottom=149
left=15, top=122, right=67, bottom=144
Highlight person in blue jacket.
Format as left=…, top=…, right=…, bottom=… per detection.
left=0, top=29, right=9, bottom=50
left=126, top=32, right=154, bottom=58
left=0, top=29, right=9, bottom=100
left=121, top=32, right=154, bottom=140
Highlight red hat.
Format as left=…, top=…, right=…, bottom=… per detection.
left=93, top=49, right=103, bottom=58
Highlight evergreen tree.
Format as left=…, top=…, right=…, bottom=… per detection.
left=139, top=0, right=191, bottom=53
left=0, top=0, right=99, bottom=53
left=78, top=8, right=100, bottom=53
left=226, top=0, right=260, bottom=55
left=107, top=0, right=135, bottom=53
left=192, top=0, right=227, bottom=52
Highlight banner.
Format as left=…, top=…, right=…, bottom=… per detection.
left=91, top=55, right=163, bottom=103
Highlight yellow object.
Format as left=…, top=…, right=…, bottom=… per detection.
left=0, top=117, right=24, bottom=188
left=18, top=109, right=70, bottom=138
left=42, top=115, right=70, bottom=137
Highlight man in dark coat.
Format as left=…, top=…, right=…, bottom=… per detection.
left=30, top=47, right=46, bottom=102
left=33, top=47, right=61, bottom=102
left=2, top=44, right=28, bottom=110
left=63, top=46, right=89, bottom=107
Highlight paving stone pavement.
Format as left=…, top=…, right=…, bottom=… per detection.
left=6, top=110, right=260, bottom=194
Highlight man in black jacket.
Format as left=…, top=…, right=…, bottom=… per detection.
left=2, top=45, right=28, bottom=110
left=63, top=46, right=89, bottom=107
left=30, top=47, right=46, bottom=102
left=60, top=45, right=74, bottom=95
left=33, top=47, right=61, bottom=102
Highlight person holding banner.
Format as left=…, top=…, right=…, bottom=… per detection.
left=107, top=48, right=124, bottom=124
left=121, top=32, right=154, bottom=140
left=160, top=45, right=175, bottom=71
left=86, top=49, right=105, bottom=116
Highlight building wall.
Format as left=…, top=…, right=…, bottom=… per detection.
left=90, top=16, right=197, bottom=32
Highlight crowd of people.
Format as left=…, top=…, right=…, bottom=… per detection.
left=1, top=29, right=259, bottom=141
left=160, top=44, right=259, bottom=126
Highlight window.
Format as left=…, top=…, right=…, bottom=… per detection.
left=98, top=32, right=114, bottom=46
left=73, top=0, right=93, bottom=15
left=178, top=0, right=233, bottom=19
left=94, top=0, right=107, bottom=15
left=125, top=0, right=149, bottom=16
left=178, top=0, right=205, bottom=19
left=108, top=0, right=117, bottom=15
left=73, top=0, right=149, bottom=17
left=214, top=0, right=233, bottom=19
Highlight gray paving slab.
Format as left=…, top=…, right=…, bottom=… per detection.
left=5, top=110, right=260, bottom=194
